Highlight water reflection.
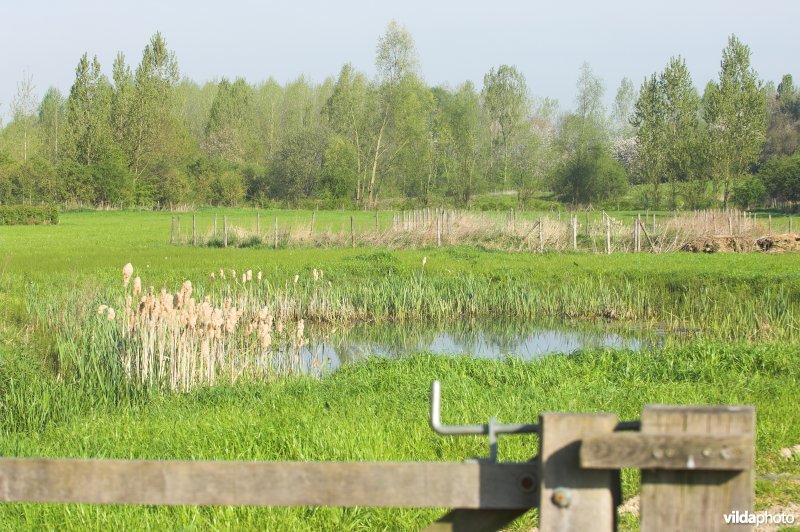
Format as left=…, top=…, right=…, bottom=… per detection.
left=282, top=319, right=666, bottom=371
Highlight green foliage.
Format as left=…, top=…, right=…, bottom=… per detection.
left=731, top=176, right=766, bottom=209
left=704, top=35, right=768, bottom=206
left=0, top=204, right=59, bottom=225
left=758, top=153, right=800, bottom=204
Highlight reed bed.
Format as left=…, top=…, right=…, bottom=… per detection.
left=51, top=264, right=327, bottom=394
left=183, top=208, right=790, bottom=253
left=36, top=253, right=800, bottom=398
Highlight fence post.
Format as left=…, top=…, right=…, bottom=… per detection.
left=351, top=215, right=355, bottom=248
left=170, top=216, right=175, bottom=244
left=375, top=209, right=379, bottom=232
left=538, top=413, right=619, bottom=532
left=572, top=216, right=577, bottom=251
left=606, top=217, right=611, bottom=255
left=539, top=217, right=544, bottom=253
left=311, top=211, right=316, bottom=235
left=639, top=405, right=755, bottom=532
left=257, top=212, right=260, bottom=236
left=274, top=217, right=278, bottom=249
left=437, top=215, right=441, bottom=247
left=214, top=214, right=218, bottom=238
left=790, top=216, right=793, bottom=233
left=192, top=215, right=196, bottom=246
left=223, top=216, right=228, bottom=247
left=768, top=214, right=772, bottom=233
left=177, top=216, right=181, bottom=242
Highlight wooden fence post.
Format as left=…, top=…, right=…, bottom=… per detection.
left=606, top=217, right=611, bottom=255
left=192, top=215, right=196, bottom=246
left=572, top=216, right=578, bottom=251
left=223, top=216, right=228, bottom=248
left=274, top=217, right=278, bottom=249
left=256, top=212, right=260, bottom=236
left=214, top=214, right=218, bottom=238
left=177, top=216, right=181, bottom=242
left=538, top=413, right=619, bottom=532
left=539, top=217, right=544, bottom=253
left=375, top=210, right=379, bottom=232
left=311, top=211, right=316, bottom=235
left=437, top=216, right=441, bottom=247
left=351, top=215, right=355, bottom=248
left=170, top=216, right=175, bottom=244
left=639, top=405, right=755, bottom=532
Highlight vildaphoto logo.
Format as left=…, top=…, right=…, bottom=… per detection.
left=723, top=510, right=796, bottom=525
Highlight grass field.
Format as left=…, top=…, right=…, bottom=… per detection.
left=1, top=209, right=799, bottom=530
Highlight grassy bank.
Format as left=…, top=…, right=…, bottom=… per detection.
left=1, top=347, right=799, bottom=530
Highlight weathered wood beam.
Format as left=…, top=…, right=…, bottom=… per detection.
left=0, top=458, right=538, bottom=509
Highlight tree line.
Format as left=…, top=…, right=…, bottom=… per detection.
left=0, top=24, right=797, bottom=210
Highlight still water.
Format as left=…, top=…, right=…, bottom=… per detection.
left=286, top=319, right=667, bottom=371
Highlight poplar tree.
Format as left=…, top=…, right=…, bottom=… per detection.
left=703, top=35, right=767, bottom=207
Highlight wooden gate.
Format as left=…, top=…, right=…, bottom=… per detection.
left=0, top=403, right=755, bottom=531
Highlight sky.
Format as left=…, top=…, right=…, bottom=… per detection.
left=1, top=0, right=798, bottom=121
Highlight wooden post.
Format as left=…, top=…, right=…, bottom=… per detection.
left=177, top=216, right=181, bottom=242
left=768, top=214, right=772, bottom=233
left=310, top=211, right=316, bottom=235
left=606, top=217, right=611, bottom=255
left=350, top=215, right=355, bottom=248
left=572, top=216, right=577, bottom=251
left=192, top=215, right=196, bottom=246
left=790, top=216, right=793, bottom=233
left=170, top=216, right=175, bottom=244
left=223, top=216, right=228, bottom=248
left=375, top=209, right=379, bottom=232
left=585, top=211, right=590, bottom=236
left=436, top=215, right=441, bottom=247
left=728, top=216, right=733, bottom=235
left=652, top=213, right=656, bottom=235
left=214, top=214, right=218, bottom=238
left=256, top=212, right=260, bottom=235
left=274, top=217, right=278, bottom=249
left=538, top=413, right=619, bottom=532
left=639, top=405, right=755, bottom=532
left=538, top=217, right=544, bottom=253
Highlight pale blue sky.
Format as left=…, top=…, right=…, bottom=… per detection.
left=1, top=0, right=798, bottom=120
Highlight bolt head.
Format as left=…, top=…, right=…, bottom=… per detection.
left=552, top=487, right=572, bottom=508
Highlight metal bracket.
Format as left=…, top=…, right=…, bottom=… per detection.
left=428, top=381, right=642, bottom=462
left=429, top=380, right=538, bottom=462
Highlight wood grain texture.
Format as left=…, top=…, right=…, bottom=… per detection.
left=639, top=405, right=755, bottom=532
left=538, top=413, right=619, bottom=532
left=581, top=433, right=752, bottom=470
left=0, top=459, right=537, bottom=509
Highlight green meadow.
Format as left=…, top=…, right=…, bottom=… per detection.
left=1, top=209, right=799, bottom=530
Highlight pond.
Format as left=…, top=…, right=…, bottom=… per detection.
left=284, top=319, right=672, bottom=372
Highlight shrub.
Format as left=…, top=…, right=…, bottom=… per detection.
left=0, top=205, right=59, bottom=225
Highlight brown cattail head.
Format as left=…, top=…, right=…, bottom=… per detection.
left=257, top=271, right=262, bottom=282
left=133, top=277, right=142, bottom=296
left=210, top=272, right=216, bottom=282
left=219, top=269, right=225, bottom=280
left=246, top=270, right=253, bottom=282
left=422, top=256, right=427, bottom=268
left=293, top=274, right=299, bottom=284
left=313, top=269, right=319, bottom=282
left=97, top=304, right=108, bottom=315
left=107, top=307, right=116, bottom=320
left=123, top=263, right=133, bottom=287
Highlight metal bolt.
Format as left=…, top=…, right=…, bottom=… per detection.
left=665, top=448, right=675, bottom=458
left=519, top=474, right=535, bottom=493
left=720, top=448, right=732, bottom=460
left=702, top=448, right=712, bottom=457
left=652, top=448, right=664, bottom=459
left=552, top=487, right=572, bottom=508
